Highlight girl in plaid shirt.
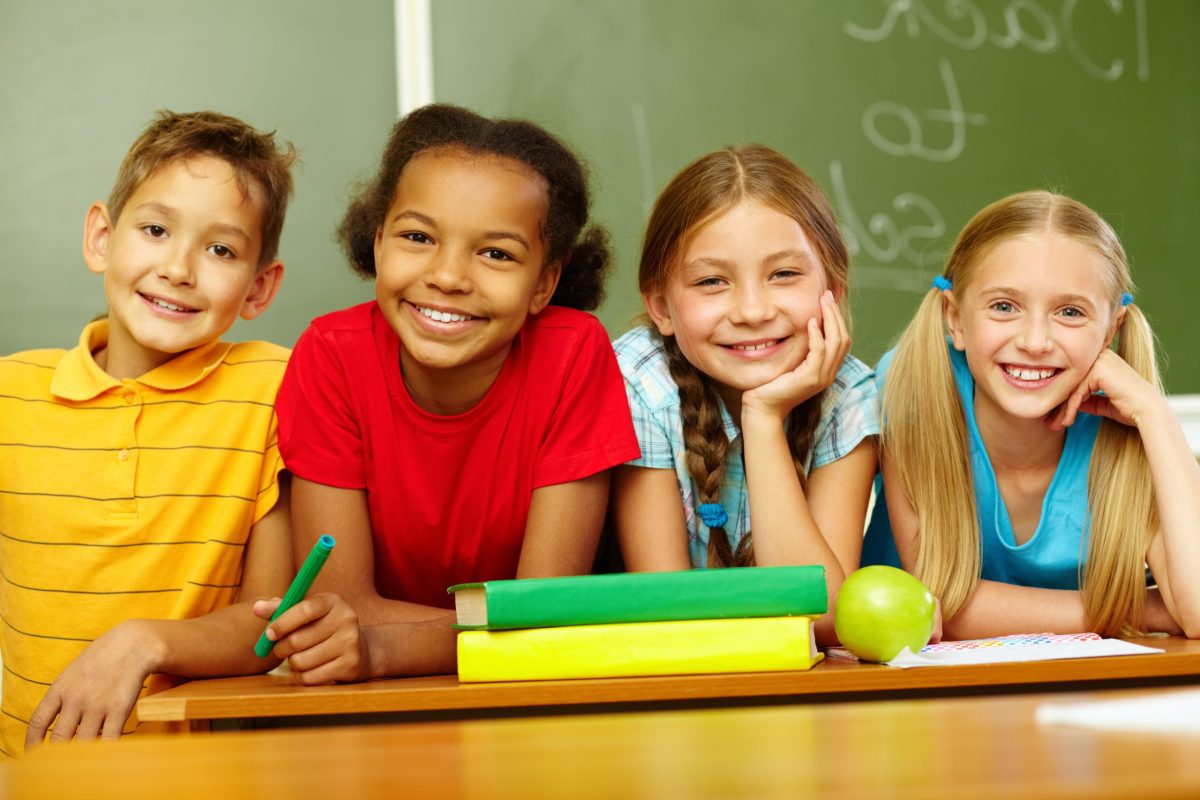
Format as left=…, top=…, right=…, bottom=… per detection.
left=611, top=146, right=880, bottom=644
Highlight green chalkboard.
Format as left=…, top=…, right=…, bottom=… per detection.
left=432, top=0, right=1200, bottom=393
left=0, top=0, right=394, bottom=356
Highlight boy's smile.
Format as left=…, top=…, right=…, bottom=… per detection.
left=372, top=148, right=559, bottom=414
left=83, top=156, right=281, bottom=380
left=646, top=199, right=831, bottom=410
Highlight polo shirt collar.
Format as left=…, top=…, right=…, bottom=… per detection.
left=51, top=320, right=233, bottom=401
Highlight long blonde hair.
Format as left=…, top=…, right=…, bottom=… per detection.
left=881, top=190, right=1160, bottom=634
left=639, top=145, right=851, bottom=567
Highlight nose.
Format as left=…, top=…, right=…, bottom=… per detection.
left=728, top=282, right=774, bottom=326
left=424, top=248, right=473, bottom=294
left=1016, top=313, right=1053, bottom=355
left=155, top=244, right=196, bottom=287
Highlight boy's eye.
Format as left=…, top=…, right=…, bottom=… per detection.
left=482, top=248, right=513, bottom=262
left=401, top=231, right=431, bottom=244
left=143, top=224, right=167, bottom=238
left=208, top=244, right=235, bottom=259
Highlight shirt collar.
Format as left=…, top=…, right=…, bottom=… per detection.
left=51, top=319, right=233, bottom=401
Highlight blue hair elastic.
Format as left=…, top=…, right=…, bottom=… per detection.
left=697, top=502, right=728, bottom=528
left=1121, top=292, right=1134, bottom=306
left=932, top=275, right=952, bottom=291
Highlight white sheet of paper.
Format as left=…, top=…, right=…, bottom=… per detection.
left=884, top=638, right=1163, bottom=669
left=1036, top=688, right=1200, bottom=735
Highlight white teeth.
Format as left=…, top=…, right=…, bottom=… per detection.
left=149, top=297, right=188, bottom=312
left=731, top=340, right=776, bottom=351
left=1004, top=365, right=1056, bottom=381
left=418, top=306, right=471, bottom=323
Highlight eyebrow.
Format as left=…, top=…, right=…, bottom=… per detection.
left=481, top=230, right=531, bottom=251
left=683, top=249, right=814, bottom=272
left=134, top=201, right=251, bottom=242
left=763, top=249, right=815, bottom=266
left=389, top=210, right=531, bottom=252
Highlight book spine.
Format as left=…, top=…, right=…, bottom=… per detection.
left=482, top=566, right=826, bottom=629
left=457, top=616, right=821, bottom=682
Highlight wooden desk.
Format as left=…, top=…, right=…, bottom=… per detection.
left=137, top=636, right=1200, bottom=728
left=14, top=688, right=1200, bottom=799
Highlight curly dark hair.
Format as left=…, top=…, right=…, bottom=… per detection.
left=337, top=104, right=611, bottom=311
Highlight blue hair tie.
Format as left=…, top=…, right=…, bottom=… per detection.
left=697, top=502, right=728, bottom=528
left=932, top=275, right=952, bottom=291
left=1120, top=291, right=1134, bottom=307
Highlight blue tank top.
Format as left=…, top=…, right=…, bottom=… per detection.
left=862, top=346, right=1101, bottom=589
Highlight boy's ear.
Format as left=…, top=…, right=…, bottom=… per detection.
left=942, top=291, right=966, bottom=351
left=240, top=261, right=285, bottom=321
left=82, top=202, right=113, bottom=275
left=528, top=261, right=563, bottom=316
left=643, top=291, right=675, bottom=337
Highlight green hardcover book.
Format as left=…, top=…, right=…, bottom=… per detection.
left=448, top=565, right=826, bottom=630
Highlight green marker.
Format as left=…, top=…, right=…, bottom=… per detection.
left=254, top=534, right=336, bottom=658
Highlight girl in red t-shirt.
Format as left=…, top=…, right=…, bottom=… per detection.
left=255, top=105, right=638, bottom=681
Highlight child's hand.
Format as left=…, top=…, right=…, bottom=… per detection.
left=1048, top=350, right=1165, bottom=431
left=742, top=291, right=849, bottom=420
left=25, top=620, right=158, bottom=749
left=253, top=593, right=371, bottom=684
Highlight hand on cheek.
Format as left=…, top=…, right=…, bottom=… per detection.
left=741, top=291, right=850, bottom=420
left=1047, top=350, right=1159, bottom=431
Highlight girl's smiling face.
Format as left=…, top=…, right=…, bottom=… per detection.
left=373, top=147, right=560, bottom=412
left=645, top=199, right=833, bottom=407
left=944, top=231, right=1122, bottom=427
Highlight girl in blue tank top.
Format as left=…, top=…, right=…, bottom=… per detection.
left=865, top=191, right=1200, bottom=639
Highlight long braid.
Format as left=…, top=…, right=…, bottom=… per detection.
left=662, top=335, right=739, bottom=567
left=664, top=333, right=828, bottom=568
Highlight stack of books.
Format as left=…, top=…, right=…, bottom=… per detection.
left=449, top=566, right=827, bottom=682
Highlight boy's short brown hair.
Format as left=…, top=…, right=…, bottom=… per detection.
left=108, top=110, right=298, bottom=266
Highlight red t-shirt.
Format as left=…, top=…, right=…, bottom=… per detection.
left=277, top=302, right=639, bottom=608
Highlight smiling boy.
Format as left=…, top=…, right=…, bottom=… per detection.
left=0, top=111, right=296, bottom=753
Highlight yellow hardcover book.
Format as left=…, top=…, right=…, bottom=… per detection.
left=456, top=616, right=822, bottom=682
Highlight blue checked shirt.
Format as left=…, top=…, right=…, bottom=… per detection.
left=613, top=326, right=880, bottom=568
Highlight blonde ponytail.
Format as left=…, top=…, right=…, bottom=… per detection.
left=881, top=289, right=980, bottom=618
left=1082, top=304, right=1161, bottom=635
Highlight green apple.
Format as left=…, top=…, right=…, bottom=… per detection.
left=834, top=565, right=936, bottom=662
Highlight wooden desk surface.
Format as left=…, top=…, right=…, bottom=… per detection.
left=16, top=687, right=1200, bottom=799
left=137, top=636, right=1200, bottom=724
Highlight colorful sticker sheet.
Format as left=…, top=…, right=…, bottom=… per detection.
left=918, top=632, right=1102, bottom=653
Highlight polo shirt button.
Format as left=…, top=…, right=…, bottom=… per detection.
left=118, top=449, right=130, bottom=462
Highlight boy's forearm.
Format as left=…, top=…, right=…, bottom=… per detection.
left=133, top=602, right=280, bottom=678
left=363, top=613, right=458, bottom=678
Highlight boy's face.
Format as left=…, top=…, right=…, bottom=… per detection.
left=83, top=156, right=282, bottom=379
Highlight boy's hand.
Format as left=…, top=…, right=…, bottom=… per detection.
left=25, top=620, right=161, bottom=749
left=253, top=593, right=371, bottom=684
left=742, top=291, right=849, bottom=421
